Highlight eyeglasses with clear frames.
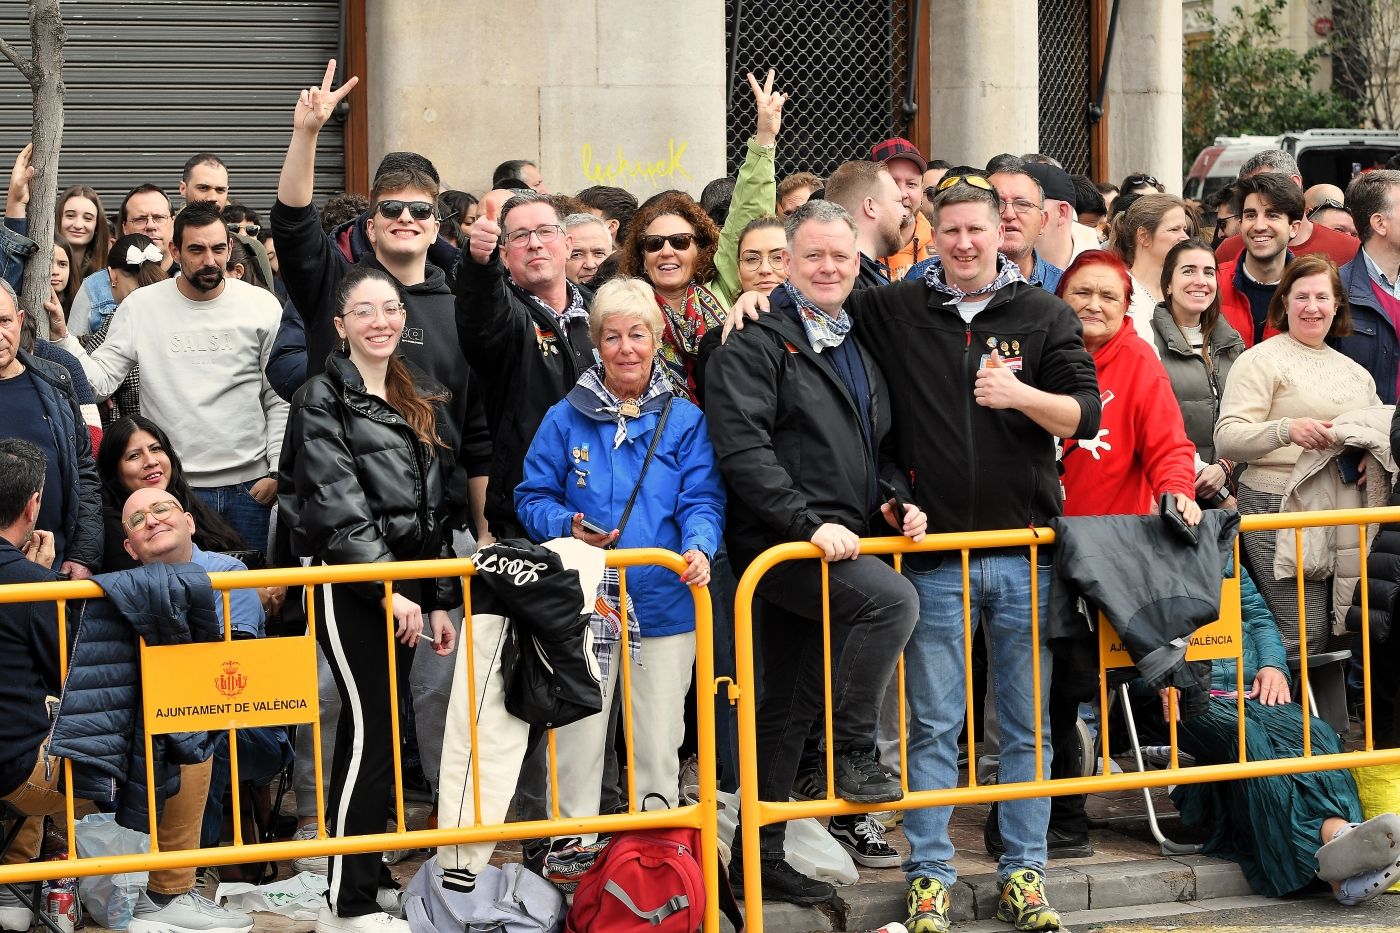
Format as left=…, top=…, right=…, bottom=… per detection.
left=503, top=225, right=565, bottom=248
left=342, top=300, right=407, bottom=321
left=125, top=499, right=183, bottom=531
left=739, top=250, right=786, bottom=272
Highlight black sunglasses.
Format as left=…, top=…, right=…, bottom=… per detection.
left=1306, top=199, right=1349, bottom=220
left=641, top=233, right=698, bottom=253
left=374, top=199, right=436, bottom=221
left=1126, top=174, right=1162, bottom=191
left=227, top=222, right=261, bottom=238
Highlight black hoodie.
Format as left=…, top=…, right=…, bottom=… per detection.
left=271, top=200, right=491, bottom=520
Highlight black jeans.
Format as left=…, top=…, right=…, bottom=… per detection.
left=752, top=555, right=918, bottom=858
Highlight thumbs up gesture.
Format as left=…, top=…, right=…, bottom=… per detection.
left=468, top=198, right=503, bottom=265
left=975, top=347, right=1026, bottom=410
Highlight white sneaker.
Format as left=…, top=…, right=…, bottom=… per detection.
left=291, top=824, right=329, bottom=875
left=315, top=907, right=409, bottom=933
left=129, top=891, right=254, bottom=933
left=0, top=885, right=32, bottom=932
left=375, top=888, right=402, bottom=918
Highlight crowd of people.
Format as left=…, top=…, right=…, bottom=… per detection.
left=6, top=60, right=1400, bottom=933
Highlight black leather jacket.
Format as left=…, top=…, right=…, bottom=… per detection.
left=278, top=353, right=459, bottom=611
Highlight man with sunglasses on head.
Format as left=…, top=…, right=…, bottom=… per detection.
left=1305, top=184, right=1358, bottom=240
left=270, top=59, right=491, bottom=545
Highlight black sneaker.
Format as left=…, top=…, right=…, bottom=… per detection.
left=730, top=854, right=836, bottom=905
left=829, top=814, right=901, bottom=868
left=1048, top=826, right=1094, bottom=859
left=791, top=766, right=828, bottom=801
left=833, top=748, right=902, bottom=804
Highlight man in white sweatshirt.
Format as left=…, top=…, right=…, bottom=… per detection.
left=54, top=200, right=287, bottom=555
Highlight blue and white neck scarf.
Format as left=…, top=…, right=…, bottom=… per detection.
left=782, top=280, right=852, bottom=353
left=922, top=253, right=1025, bottom=301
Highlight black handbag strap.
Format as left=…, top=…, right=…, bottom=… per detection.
left=609, top=397, right=673, bottom=548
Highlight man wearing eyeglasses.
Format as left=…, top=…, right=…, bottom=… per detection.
left=65, top=184, right=179, bottom=339
left=987, top=167, right=1062, bottom=293
left=271, top=60, right=491, bottom=547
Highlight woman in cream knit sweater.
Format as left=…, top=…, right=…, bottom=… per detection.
left=1215, top=255, right=1381, bottom=659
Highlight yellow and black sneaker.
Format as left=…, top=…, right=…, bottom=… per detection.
left=906, top=875, right=952, bottom=933
left=996, top=868, right=1061, bottom=931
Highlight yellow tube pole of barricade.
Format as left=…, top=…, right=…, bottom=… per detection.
left=57, top=598, right=77, bottom=859
left=961, top=549, right=976, bottom=787
left=222, top=588, right=243, bottom=847
left=1295, top=533, right=1311, bottom=758
left=1030, top=543, right=1044, bottom=782
left=688, top=571, right=720, bottom=933
left=142, top=635, right=160, bottom=851
left=1167, top=688, right=1179, bottom=769
left=547, top=730, right=561, bottom=820
left=1234, top=542, right=1246, bottom=763
left=894, top=554, right=910, bottom=793
left=461, top=576, right=484, bottom=826
left=1098, top=647, right=1111, bottom=780
left=1359, top=524, right=1373, bottom=751
left=821, top=561, right=835, bottom=800
left=620, top=568, right=637, bottom=813
left=307, top=584, right=327, bottom=838
left=383, top=582, right=406, bottom=834
left=733, top=555, right=765, bottom=933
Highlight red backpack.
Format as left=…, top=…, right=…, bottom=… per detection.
left=564, top=825, right=742, bottom=933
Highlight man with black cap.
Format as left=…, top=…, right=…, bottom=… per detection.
left=871, top=137, right=934, bottom=280
left=1022, top=161, right=1086, bottom=271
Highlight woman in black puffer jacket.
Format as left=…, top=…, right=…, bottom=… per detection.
left=278, top=265, right=458, bottom=933
left=1347, top=404, right=1400, bottom=750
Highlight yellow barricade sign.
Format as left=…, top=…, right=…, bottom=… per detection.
left=141, top=635, right=318, bottom=733
left=1099, top=576, right=1243, bottom=668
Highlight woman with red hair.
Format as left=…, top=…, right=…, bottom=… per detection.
left=1055, top=250, right=1198, bottom=520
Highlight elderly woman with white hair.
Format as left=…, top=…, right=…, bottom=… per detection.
left=515, top=276, right=725, bottom=883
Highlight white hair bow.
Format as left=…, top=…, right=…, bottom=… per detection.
left=126, top=244, right=164, bottom=265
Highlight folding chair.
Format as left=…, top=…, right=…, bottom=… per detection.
left=1097, top=575, right=1245, bottom=857
left=0, top=802, right=69, bottom=933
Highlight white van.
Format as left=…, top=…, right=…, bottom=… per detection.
left=1184, top=129, right=1400, bottom=201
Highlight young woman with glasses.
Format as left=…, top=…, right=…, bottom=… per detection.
left=278, top=265, right=457, bottom=933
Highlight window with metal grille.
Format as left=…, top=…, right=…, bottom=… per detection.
left=724, top=0, right=911, bottom=180
left=1037, top=0, right=1092, bottom=174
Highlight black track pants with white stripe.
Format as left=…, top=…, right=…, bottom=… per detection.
left=315, top=577, right=415, bottom=917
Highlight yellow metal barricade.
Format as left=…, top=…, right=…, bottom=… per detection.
left=732, top=508, right=1400, bottom=931
left=0, top=549, right=722, bottom=932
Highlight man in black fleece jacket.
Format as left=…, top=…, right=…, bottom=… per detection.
left=269, top=60, right=491, bottom=539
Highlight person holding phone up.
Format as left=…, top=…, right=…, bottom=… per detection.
left=515, top=276, right=725, bottom=887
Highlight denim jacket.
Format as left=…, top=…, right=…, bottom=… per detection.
left=0, top=221, right=37, bottom=294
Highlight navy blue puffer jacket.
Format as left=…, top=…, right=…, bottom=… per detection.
left=48, top=563, right=221, bottom=831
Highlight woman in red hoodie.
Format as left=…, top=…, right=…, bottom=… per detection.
left=1056, top=250, right=1200, bottom=522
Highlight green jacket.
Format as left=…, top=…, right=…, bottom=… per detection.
left=1212, top=566, right=1289, bottom=692
left=709, top=137, right=776, bottom=308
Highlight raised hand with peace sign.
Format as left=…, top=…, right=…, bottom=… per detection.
left=747, top=68, right=788, bottom=148
left=293, top=59, right=359, bottom=136
left=279, top=59, right=360, bottom=209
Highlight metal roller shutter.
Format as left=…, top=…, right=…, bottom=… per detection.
left=0, top=0, right=345, bottom=223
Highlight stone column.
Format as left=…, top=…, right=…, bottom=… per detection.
left=1105, top=0, right=1184, bottom=191
left=926, top=0, right=1040, bottom=166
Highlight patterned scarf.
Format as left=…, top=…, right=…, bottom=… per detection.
left=655, top=282, right=726, bottom=401
left=922, top=253, right=1025, bottom=301
left=783, top=280, right=852, bottom=352
left=519, top=277, right=589, bottom=330
left=572, top=361, right=674, bottom=679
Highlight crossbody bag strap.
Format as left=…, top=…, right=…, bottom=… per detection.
left=609, top=397, right=674, bottom=547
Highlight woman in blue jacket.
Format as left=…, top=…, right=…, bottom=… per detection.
left=516, top=276, right=724, bottom=888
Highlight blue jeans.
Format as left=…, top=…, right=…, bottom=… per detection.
left=194, top=480, right=272, bottom=556
left=200, top=727, right=294, bottom=848
left=902, top=551, right=1053, bottom=885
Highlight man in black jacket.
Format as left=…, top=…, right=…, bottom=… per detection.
left=456, top=190, right=596, bottom=540
left=705, top=200, right=925, bottom=906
